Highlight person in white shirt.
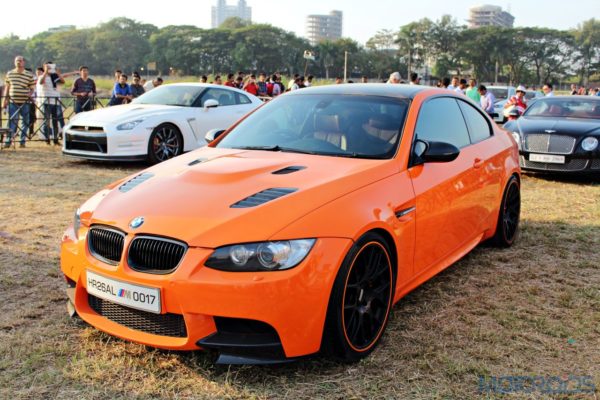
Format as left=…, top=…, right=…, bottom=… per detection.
left=447, top=76, right=459, bottom=90
left=36, top=62, right=64, bottom=144
left=143, top=77, right=163, bottom=92
left=478, top=85, right=496, bottom=116
left=543, top=83, right=555, bottom=97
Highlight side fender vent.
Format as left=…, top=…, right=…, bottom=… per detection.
left=188, top=157, right=208, bottom=166
left=231, top=188, right=297, bottom=208
left=272, top=166, right=306, bottom=175
left=119, top=173, right=154, bottom=193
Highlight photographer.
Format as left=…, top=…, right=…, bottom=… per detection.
left=36, top=61, right=63, bottom=144
left=71, top=66, right=96, bottom=113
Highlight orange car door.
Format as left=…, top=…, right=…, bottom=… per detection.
left=408, top=97, right=488, bottom=276
left=456, top=99, right=503, bottom=227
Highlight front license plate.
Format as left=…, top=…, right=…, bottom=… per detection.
left=529, top=153, right=565, bottom=164
left=86, top=270, right=161, bottom=314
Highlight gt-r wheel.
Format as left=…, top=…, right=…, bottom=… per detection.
left=491, top=175, right=521, bottom=247
left=147, top=123, right=183, bottom=164
left=322, top=232, right=395, bottom=362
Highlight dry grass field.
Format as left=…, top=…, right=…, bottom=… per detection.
left=0, top=143, right=599, bottom=399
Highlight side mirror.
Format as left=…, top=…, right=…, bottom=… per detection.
left=204, top=99, right=219, bottom=109
left=205, top=128, right=225, bottom=143
left=413, top=139, right=460, bottom=165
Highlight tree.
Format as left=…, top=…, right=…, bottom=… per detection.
left=365, top=30, right=399, bottom=79
left=396, top=18, right=432, bottom=78
left=573, top=19, right=600, bottom=84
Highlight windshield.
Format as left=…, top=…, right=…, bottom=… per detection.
left=132, top=85, right=203, bottom=106
left=524, top=98, right=600, bottom=119
left=489, top=88, right=509, bottom=101
left=216, top=94, right=409, bottom=159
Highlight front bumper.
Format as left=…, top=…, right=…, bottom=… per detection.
left=63, top=125, right=151, bottom=161
left=519, top=151, right=600, bottom=173
left=61, top=225, right=352, bottom=361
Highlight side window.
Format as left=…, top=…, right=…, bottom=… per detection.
left=457, top=100, right=492, bottom=143
left=414, top=97, right=470, bottom=148
left=200, top=88, right=235, bottom=107
left=236, top=93, right=251, bottom=105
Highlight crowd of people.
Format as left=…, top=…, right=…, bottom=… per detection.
left=2, top=54, right=600, bottom=149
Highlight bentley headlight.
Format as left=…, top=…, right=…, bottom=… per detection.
left=73, top=208, right=81, bottom=239
left=581, top=137, right=598, bottom=151
left=205, top=239, right=316, bottom=271
left=116, top=119, right=145, bottom=131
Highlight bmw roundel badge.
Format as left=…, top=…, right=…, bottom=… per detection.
left=129, top=216, right=145, bottom=229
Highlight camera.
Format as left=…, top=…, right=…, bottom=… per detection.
left=48, top=63, right=56, bottom=73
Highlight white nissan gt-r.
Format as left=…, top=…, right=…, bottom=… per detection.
left=63, top=83, right=263, bottom=163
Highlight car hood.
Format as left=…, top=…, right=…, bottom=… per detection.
left=509, top=117, right=600, bottom=136
left=84, top=147, right=398, bottom=247
left=67, top=104, right=184, bottom=126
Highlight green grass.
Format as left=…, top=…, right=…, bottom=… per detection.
left=0, top=143, right=599, bottom=399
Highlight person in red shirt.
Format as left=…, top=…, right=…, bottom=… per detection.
left=242, top=74, right=259, bottom=96
left=503, top=85, right=528, bottom=120
left=223, top=73, right=236, bottom=87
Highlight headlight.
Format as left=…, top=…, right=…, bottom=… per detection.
left=512, top=132, right=521, bottom=150
left=205, top=239, right=316, bottom=272
left=581, top=137, right=598, bottom=151
left=116, top=119, right=145, bottom=130
left=73, top=208, right=81, bottom=239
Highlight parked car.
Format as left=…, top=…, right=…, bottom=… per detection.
left=505, top=96, right=600, bottom=173
left=62, top=83, right=263, bottom=164
left=61, top=84, right=521, bottom=364
left=488, top=85, right=516, bottom=123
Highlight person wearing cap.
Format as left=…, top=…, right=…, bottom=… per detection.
left=387, top=72, right=401, bottom=84
left=504, top=85, right=528, bottom=120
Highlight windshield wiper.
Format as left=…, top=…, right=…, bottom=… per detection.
left=235, top=145, right=282, bottom=151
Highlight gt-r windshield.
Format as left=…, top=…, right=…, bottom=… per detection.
left=132, top=85, right=204, bottom=107
left=217, top=94, right=409, bottom=159
left=524, top=98, right=600, bottom=120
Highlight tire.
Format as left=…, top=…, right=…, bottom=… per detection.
left=147, top=123, right=183, bottom=164
left=491, top=175, right=521, bottom=247
left=321, top=232, right=395, bottom=362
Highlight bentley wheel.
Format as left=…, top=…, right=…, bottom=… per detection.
left=491, top=175, right=521, bottom=247
left=147, top=123, right=183, bottom=164
left=322, top=232, right=394, bottom=362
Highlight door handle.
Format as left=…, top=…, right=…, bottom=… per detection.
left=473, top=158, right=484, bottom=169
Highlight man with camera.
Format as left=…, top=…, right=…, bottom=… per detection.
left=36, top=61, right=64, bottom=144
left=3, top=56, right=35, bottom=148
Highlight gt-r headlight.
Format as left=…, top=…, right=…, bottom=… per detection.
left=512, top=132, right=521, bottom=150
left=205, top=239, right=316, bottom=272
left=73, top=208, right=81, bottom=239
left=116, top=119, right=145, bottom=131
left=581, top=137, right=598, bottom=151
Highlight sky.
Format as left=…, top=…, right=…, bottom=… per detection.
left=1, top=0, right=598, bottom=44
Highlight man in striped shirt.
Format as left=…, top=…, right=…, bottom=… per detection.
left=2, top=56, right=35, bottom=147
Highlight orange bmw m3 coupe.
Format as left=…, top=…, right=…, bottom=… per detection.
left=61, top=84, right=521, bottom=364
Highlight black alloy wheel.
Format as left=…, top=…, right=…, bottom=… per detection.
left=491, top=175, right=521, bottom=247
left=322, top=232, right=395, bottom=362
left=148, top=123, right=183, bottom=164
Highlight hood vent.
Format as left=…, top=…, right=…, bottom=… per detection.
left=119, top=173, right=154, bottom=193
left=231, top=188, right=297, bottom=208
left=272, top=166, right=306, bottom=175
left=188, top=157, right=208, bottom=166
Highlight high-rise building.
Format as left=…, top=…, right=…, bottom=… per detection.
left=468, top=5, right=514, bottom=28
left=211, top=0, right=252, bottom=28
left=306, top=10, right=343, bottom=45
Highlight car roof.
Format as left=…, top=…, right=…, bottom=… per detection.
left=284, top=83, right=429, bottom=100
left=533, top=95, right=600, bottom=101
